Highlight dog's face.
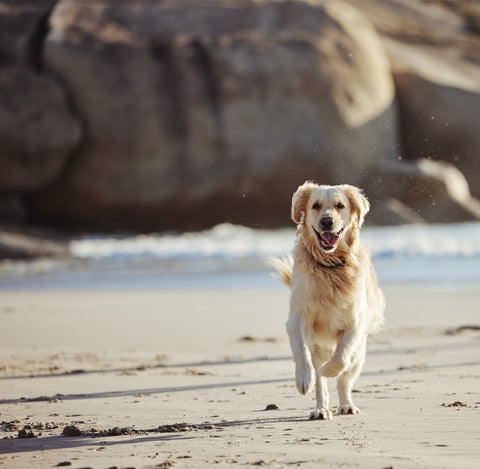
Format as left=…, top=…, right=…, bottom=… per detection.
left=291, top=182, right=370, bottom=253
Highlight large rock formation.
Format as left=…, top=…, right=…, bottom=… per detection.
left=27, top=0, right=398, bottom=231
left=0, top=0, right=479, bottom=233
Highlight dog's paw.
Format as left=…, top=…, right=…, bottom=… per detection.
left=336, top=405, right=360, bottom=415
left=322, top=357, right=346, bottom=378
left=309, top=408, right=333, bottom=420
left=295, top=364, right=314, bottom=395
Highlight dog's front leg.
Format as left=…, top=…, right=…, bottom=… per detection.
left=336, top=336, right=367, bottom=415
left=309, top=375, right=332, bottom=420
left=322, top=325, right=366, bottom=378
left=286, top=313, right=315, bottom=395
left=309, top=348, right=333, bottom=420
left=323, top=288, right=367, bottom=378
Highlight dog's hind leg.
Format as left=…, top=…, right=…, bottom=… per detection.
left=336, top=336, right=367, bottom=415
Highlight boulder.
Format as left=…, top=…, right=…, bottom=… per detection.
left=0, top=229, right=68, bottom=259
left=392, top=52, right=480, bottom=198
left=0, top=64, right=82, bottom=193
left=371, top=158, right=480, bottom=224
left=0, top=1, right=81, bottom=202
left=29, top=0, right=398, bottom=231
left=349, top=0, right=480, bottom=199
left=369, top=198, right=426, bottom=226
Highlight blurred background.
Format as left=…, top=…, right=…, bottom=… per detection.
left=0, top=0, right=479, bottom=289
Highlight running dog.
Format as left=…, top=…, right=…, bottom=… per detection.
left=273, top=182, right=384, bottom=419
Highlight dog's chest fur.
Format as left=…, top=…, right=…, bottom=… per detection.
left=291, top=242, right=366, bottom=337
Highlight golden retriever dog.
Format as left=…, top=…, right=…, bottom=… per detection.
left=274, top=182, right=384, bottom=420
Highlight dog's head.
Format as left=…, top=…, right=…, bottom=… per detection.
left=291, top=182, right=370, bottom=253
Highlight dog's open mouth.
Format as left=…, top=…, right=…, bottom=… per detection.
left=313, top=227, right=344, bottom=251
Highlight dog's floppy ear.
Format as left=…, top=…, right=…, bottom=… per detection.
left=342, top=185, right=370, bottom=228
left=291, top=181, right=316, bottom=224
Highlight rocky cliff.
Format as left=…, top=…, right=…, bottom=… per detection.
left=1, top=0, right=479, bottom=232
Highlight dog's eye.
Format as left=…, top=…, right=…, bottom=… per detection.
left=336, top=202, right=345, bottom=210
left=312, top=202, right=321, bottom=210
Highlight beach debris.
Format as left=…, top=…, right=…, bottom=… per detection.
left=156, top=423, right=216, bottom=433
left=156, top=461, right=176, bottom=468
left=238, top=336, right=278, bottom=343
left=57, top=422, right=221, bottom=439
left=1, top=420, right=21, bottom=432
left=62, top=425, right=83, bottom=437
left=55, top=462, right=72, bottom=467
left=17, top=427, right=36, bottom=439
left=185, top=369, right=214, bottom=376
left=104, top=427, right=136, bottom=436
left=19, top=394, right=63, bottom=403
left=445, top=325, right=480, bottom=335
left=239, top=336, right=256, bottom=342
left=397, top=364, right=427, bottom=371
left=264, top=404, right=279, bottom=411
left=441, top=401, right=467, bottom=407
left=67, top=369, right=86, bottom=375
left=2, top=420, right=62, bottom=437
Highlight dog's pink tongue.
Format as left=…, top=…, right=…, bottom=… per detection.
left=321, top=232, right=339, bottom=246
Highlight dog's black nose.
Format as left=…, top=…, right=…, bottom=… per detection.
left=320, top=217, right=334, bottom=231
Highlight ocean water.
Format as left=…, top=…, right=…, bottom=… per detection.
left=0, top=222, right=479, bottom=290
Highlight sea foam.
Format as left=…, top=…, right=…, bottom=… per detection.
left=1, top=223, right=479, bottom=290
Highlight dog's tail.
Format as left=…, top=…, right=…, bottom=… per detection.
left=270, top=255, right=293, bottom=289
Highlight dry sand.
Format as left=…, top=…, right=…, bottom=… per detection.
left=0, top=287, right=479, bottom=468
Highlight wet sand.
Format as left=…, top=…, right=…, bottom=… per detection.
left=1, top=288, right=479, bottom=468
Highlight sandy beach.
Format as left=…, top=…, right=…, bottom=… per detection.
left=0, top=286, right=479, bottom=469
left=1, top=0, right=480, bottom=466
